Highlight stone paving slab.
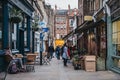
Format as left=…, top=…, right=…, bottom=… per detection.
left=6, top=58, right=120, bottom=80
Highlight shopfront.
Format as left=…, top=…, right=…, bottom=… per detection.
left=0, top=0, right=34, bottom=69
left=112, top=20, right=120, bottom=68
left=76, top=9, right=107, bottom=70
left=107, top=0, right=120, bottom=73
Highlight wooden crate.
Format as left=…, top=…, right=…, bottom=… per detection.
left=85, top=55, right=96, bottom=72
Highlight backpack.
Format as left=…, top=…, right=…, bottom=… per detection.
left=8, top=60, right=18, bottom=74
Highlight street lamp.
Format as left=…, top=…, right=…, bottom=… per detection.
left=39, top=29, right=44, bottom=65
left=39, top=27, right=49, bottom=65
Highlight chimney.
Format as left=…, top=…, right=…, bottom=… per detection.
left=68, top=4, right=70, bottom=10
left=67, top=4, right=70, bottom=15
left=55, top=5, right=57, bottom=10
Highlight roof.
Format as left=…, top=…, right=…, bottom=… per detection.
left=56, top=10, right=68, bottom=15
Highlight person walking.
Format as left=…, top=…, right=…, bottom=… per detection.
left=55, top=46, right=61, bottom=60
left=62, top=43, right=69, bottom=66
left=48, top=43, right=54, bottom=60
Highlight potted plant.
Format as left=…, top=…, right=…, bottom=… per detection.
left=32, top=15, right=39, bottom=31
left=96, top=56, right=105, bottom=71
left=72, top=54, right=81, bottom=70
left=10, top=7, right=23, bottom=23
left=32, top=22, right=39, bottom=31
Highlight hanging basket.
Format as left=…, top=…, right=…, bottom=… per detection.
left=10, top=17, right=22, bottom=23
left=32, top=27, right=39, bottom=31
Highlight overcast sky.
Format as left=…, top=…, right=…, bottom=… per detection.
left=45, top=0, right=78, bottom=9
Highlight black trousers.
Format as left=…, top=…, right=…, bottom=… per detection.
left=63, top=58, right=67, bottom=66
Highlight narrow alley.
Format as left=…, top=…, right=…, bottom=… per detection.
left=6, top=57, right=120, bottom=80
left=1, top=0, right=120, bottom=80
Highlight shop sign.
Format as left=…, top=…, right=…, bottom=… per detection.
left=42, top=28, right=49, bottom=32
left=10, top=0, right=32, bottom=16
left=84, top=16, right=93, bottom=21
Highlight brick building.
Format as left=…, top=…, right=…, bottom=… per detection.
left=54, top=5, right=79, bottom=40
left=54, top=5, right=68, bottom=39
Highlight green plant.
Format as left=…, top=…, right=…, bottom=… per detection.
left=73, top=50, right=78, bottom=55
left=10, top=7, right=22, bottom=17
left=32, top=15, right=39, bottom=31
left=73, top=54, right=79, bottom=61
left=10, top=7, right=22, bottom=23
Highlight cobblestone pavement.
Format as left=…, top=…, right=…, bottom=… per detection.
left=6, top=58, right=120, bottom=80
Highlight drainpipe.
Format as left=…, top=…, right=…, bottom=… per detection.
left=104, top=7, right=108, bottom=70
left=104, top=2, right=113, bottom=70
left=32, top=31, right=35, bottom=53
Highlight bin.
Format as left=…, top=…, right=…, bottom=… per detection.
left=84, top=55, right=96, bottom=72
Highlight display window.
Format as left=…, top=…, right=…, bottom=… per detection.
left=112, top=20, right=120, bottom=56
left=112, top=20, right=120, bottom=68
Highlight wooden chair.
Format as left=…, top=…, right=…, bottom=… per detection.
left=15, top=54, right=23, bottom=58
left=26, top=54, right=36, bottom=72
left=34, top=52, right=40, bottom=64
left=5, top=55, right=13, bottom=63
left=42, top=52, right=50, bottom=65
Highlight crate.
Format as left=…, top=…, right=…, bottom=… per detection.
left=85, top=55, right=96, bottom=72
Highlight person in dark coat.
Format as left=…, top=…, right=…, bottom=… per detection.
left=55, top=46, right=61, bottom=60
left=48, top=43, right=54, bottom=60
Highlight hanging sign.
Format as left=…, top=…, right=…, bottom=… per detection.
left=42, top=28, right=49, bottom=32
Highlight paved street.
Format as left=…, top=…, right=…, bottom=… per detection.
left=6, top=58, right=120, bottom=80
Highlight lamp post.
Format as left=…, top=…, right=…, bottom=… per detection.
left=39, top=21, right=45, bottom=65
left=39, top=28, right=49, bottom=65
left=39, top=30, right=44, bottom=65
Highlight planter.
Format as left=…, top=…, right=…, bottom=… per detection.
left=96, top=57, right=105, bottom=71
left=72, top=55, right=81, bottom=70
left=32, top=28, right=39, bottom=31
left=10, top=17, right=22, bottom=23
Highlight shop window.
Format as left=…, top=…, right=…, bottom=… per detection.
left=70, top=19, right=73, bottom=26
left=11, top=24, right=17, bottom=49
left=112, top=21, right=120, bottom=56
left=113, top=58, right=120, bottom=68
left=24, top=18, right=27, bottom=47
left=9, top=6, right=22, bottom=50
left=99, top=0, right=103, bottom=9
left=60, top=35, right=63, bottom=38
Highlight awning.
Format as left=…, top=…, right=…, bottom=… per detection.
left=76, top=20, right=105, bottom=34
left=75, top=21, right=89, bottom=33
left=63, top=30, right=75, bottom=40
left=63, top=8, right=106, bottom=41
left=63, top=22, right=89, bottom=40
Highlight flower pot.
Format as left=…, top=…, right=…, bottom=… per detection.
left=10, top=17, right=22, bottom=23
left=32, top=28, right=39, bottom=31
left=96, top=57, right=105, bottom=71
